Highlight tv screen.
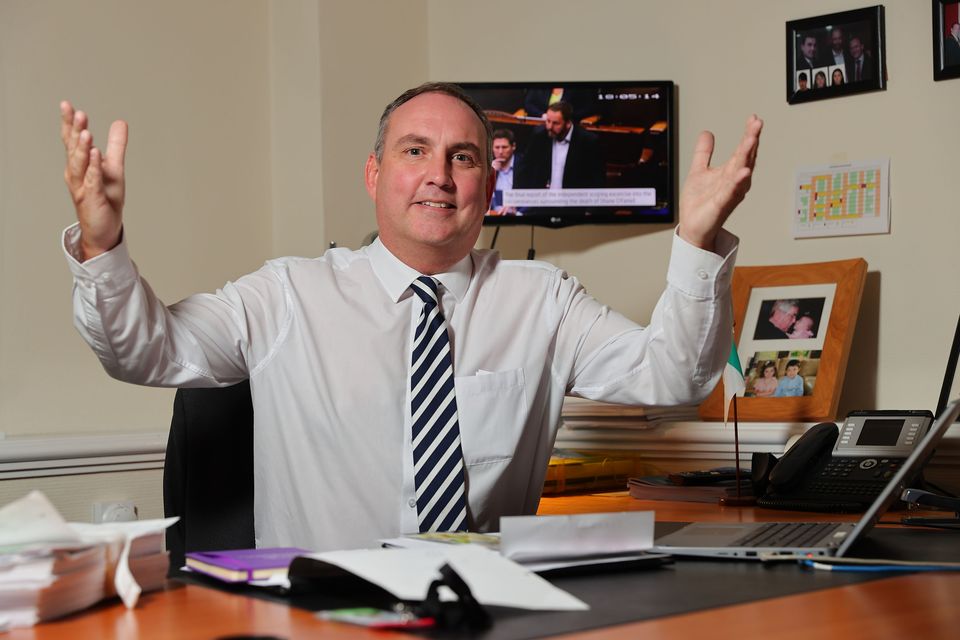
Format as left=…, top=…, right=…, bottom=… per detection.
left=459, top=81, right=676, bottom=228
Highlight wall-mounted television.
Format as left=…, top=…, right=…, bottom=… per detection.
left=459, top=81, right=676, bottom=229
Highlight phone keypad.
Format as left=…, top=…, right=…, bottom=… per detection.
left=806, top=456, right=902, bottom=498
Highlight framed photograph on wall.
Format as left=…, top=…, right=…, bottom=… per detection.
left=786, top=6, right=886, bottom=104
left=699, top=258, right=867, bottom=422
left=933, top=0, right=960, bottom=80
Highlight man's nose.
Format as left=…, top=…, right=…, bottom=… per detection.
left=426, top=155, right=454, bottom=189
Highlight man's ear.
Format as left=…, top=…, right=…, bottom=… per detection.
left=364, top=153, right=379, bottom=200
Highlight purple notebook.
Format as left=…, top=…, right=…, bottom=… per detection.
left=185, top=547, right=309, bottom=582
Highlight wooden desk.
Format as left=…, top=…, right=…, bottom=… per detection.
left=11, top=494, right=960, bottom=640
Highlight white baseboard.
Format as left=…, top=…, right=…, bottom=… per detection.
left=0, top=433, right=167, bottom=479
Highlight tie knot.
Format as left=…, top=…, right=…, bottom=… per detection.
left=411, top=276, right=440, bottom=306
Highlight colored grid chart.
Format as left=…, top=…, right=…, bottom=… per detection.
left=794, top=159, right=889, bottom=238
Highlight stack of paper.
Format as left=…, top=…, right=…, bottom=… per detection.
left=0, top=491, right=177, bottom=631
left=382, top=512, right=666, bottom=572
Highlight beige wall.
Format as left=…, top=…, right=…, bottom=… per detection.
left=1, top=1, right=958, bottom=444
left=0, top=0, right=274, bottom=436
left=429, top=0, right=960, bottom=414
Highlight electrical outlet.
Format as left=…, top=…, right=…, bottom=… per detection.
left=93, top=501, right=138, bottom=523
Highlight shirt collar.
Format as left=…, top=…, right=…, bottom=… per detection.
left=554, top=125, right=573, bottom=145
left=364, top=237, right=473, bottom=304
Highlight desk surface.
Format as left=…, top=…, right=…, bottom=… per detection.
left=11, top=493, right=960, bottom=640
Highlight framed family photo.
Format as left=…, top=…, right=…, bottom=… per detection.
left=933, top=0, right=960, bottom=80
left=699, top=258, right=867, bottom=422
left=786, top=6, right=886, bottom=104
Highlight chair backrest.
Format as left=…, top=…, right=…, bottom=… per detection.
left=163, top=380, right=255, bottom=572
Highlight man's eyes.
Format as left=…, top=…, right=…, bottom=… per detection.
left=452, top=152, right=477, bottom=165
left=402, top=148, right=477, bottom=165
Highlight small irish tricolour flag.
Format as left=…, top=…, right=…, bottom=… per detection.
left=723, top=342, right=745, bottom=426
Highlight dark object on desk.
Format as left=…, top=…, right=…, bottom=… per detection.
left=757, top=421, right=867, bottom=511
left=628, top=474, right=752, bottom=503
left=163, top=380, right=256, bottom=574
left=900, top=488, right=960, bottom=530
left=416, top=563, right=492, bottom=632
left=667, top=468, right=742, bottom=485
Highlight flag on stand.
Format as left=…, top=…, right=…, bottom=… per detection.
left=723, top=342, right=745, bottom=426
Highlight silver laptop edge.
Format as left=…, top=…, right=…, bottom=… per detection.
left=653, top=398, right=960, bottom=559
left=834, top=398, right=960, bottom=556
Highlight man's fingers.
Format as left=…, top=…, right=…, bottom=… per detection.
left=84, top=147, right=106, bottom=203
left=104, top=120, right=128, bottom=173
left=690, top=131, right=715, bottom=172
left=735, top=115, right=763, bottom=170
left=67, top=129, right=92, bottom=191
left=59, top=101, right=75, bottom=148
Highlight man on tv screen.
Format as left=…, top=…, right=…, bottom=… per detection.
left=59, top=82, right=762, bottom=550
left=514, top=101, right=605, bottom=190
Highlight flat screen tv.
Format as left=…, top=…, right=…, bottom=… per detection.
left=459, top=81, right=676, bottom=229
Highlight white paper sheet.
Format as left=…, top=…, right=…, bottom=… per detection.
left=500, top=511, right=655, bottom=563
left=303, top=546, right=588, bottom=611
left=0, top=491, right=81, bottom=551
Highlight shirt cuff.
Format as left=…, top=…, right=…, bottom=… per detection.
left=666, top=227, right=738, bottom=299
left=62, top=222, right=137, bottom=296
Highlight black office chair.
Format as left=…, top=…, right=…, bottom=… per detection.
left=163, top=380, right=256, bottom=573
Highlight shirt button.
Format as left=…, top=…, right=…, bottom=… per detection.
left=408, top=498, right=417, bottom=508
left=697, top=269, right=709, bottom=280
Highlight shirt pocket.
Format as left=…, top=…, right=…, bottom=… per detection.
left=454, top=368, right=527, bottom=466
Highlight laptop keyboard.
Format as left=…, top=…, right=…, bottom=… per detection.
left=733, top=522, right=842, bottom=548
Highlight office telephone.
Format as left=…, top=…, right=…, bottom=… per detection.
left=755, top=410, right=934, bottom=512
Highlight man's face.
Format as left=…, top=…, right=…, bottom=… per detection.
left=831, top=29, right=844, bottom=52
left=799, top=77, right=808, bottom=90
left=785, top=365, right=800, bottom=379
left=364, top=92, right=493, bottom=273
left=770, top=303, right=799, bottom=332
left=801, top=36, right=817, bottom=60
left=544, top=109, right=571, bottom=140
left=850, top=37, right=863, bottom=59
left=492, top=137, right=515, bottom=163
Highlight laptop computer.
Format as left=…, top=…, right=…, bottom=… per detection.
left=653, top=398, right=960, bottom=559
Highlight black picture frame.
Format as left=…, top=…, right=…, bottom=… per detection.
left=786, top=6, right=886, bottom=104
left=933, top=1, right=960, bottom=80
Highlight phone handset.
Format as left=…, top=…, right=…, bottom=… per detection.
left=765, top=422, right=838, bottom=493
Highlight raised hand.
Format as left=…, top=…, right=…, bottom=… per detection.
left=678, top=115, right=763, bottom=252
left=60, top=101, right=128, bottom=260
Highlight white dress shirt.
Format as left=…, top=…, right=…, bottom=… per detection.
left=550, top=125, right=573, bottom=189
left=63, top=223, right=737, bottom=551
left=494, top=155, right=514, bottom=192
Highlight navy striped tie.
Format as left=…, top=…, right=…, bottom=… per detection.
left=409, top=276, right=468, bottom=532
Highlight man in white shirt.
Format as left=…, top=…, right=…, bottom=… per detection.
left=60, top=82, right=762, bottom=550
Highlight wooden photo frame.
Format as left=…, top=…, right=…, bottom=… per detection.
left=699, top=258, right=867, bottom=422
left=933, top=1, right=960, bottom=80
left=786, top=6, right=886, bottom=104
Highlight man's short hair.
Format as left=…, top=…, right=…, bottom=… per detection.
left=546, top=101, right=573, bottom=123
left=798, top=72, right=808, bottom=82
left=374, top=82, right=493, bottom=164
left=786, top=359, right=801, bottom=369
left=772, top=299, right=800, bottom=314
left=492, top=128, right=515, bottom=145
